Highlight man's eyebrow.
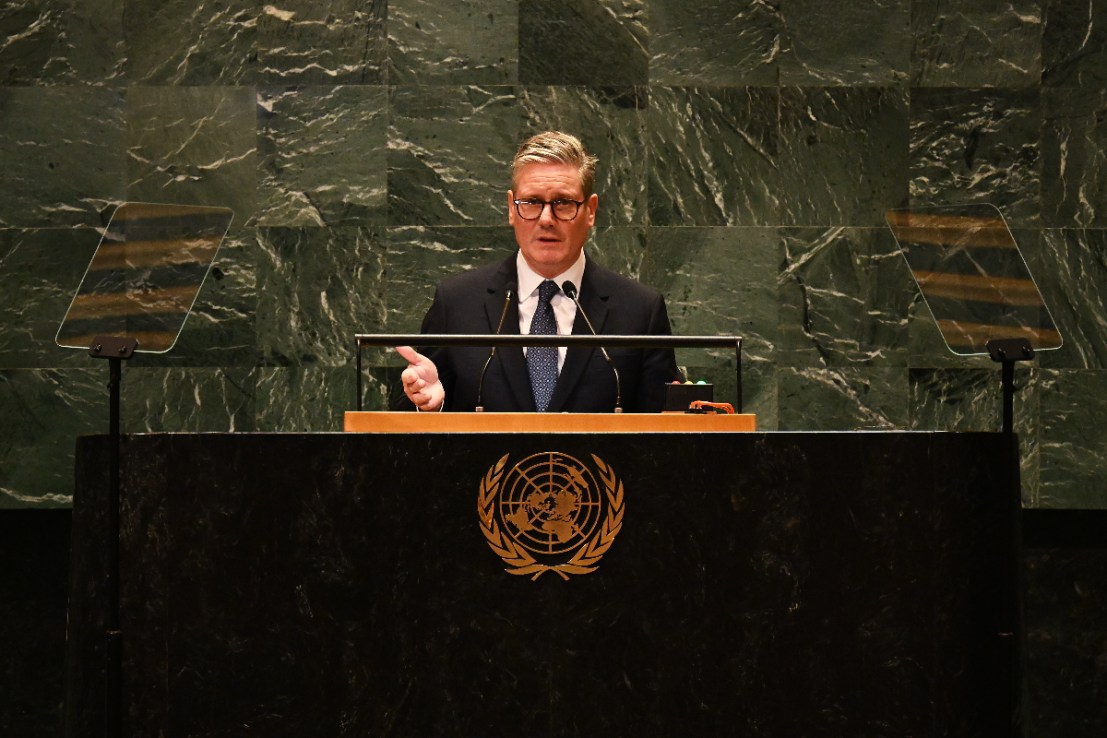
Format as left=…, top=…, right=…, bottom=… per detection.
left=517, top=192, right=580, bottom=200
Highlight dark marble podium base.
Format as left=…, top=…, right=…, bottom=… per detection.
left=66, top=431, right=1020, bottom=737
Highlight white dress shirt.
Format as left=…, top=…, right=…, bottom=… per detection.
left=516, top=250, right=586, bottom=372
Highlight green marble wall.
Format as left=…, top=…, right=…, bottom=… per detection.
left=2, top=0, right=1105, bottom=508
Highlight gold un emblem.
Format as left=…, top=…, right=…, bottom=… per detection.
left=478, top=452, right=625, bottom=581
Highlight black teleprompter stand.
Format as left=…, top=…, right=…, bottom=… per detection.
left=987, top=335, right=1034, bottom=738
left=55, top=202, right=233, bottom=738
left=987, top=337, right=1035, bottom=436
left=88, top=335, right=138, bottom=738
left=886, top=205, right=1057, bottom=738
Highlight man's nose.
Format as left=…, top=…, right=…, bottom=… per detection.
left=537, top=202, right=559, bottom=223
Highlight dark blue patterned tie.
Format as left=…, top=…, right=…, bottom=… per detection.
left=527, top=279, right=560, bottom=412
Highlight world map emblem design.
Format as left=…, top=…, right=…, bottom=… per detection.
left=477, top=452, right=625, bottom=580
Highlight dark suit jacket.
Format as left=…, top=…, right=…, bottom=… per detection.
left=398, top=254, right=681, bottom=413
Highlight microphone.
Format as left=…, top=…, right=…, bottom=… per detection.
left=475, top=281, right=516, bottom=412
left=561, top=280, right=622, bottom=413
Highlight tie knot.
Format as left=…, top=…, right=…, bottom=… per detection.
left=538, top=280, right=559, bottom=304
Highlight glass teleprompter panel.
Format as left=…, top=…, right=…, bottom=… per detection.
left=56, top=202, right=233, bottom=354
left=886, top=204, right=1061, bottom=356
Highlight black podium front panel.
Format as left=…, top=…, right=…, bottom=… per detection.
left=67, top=432, right=1019, bottom=737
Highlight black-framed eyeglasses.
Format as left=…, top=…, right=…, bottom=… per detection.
left=513, top=198, right=585, bottom=221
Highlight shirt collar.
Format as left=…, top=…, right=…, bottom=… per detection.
left=516, top=250, right=587, bottom=300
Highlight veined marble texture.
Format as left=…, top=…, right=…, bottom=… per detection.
left=388, top=0, right=518, bottom=84
left=382, top=225, right=514, bottom=334
left=777, top=227, right=914, bottom=368
left=519, top=0, right=647, bottom=85
left=778, top=366, right=910, bottom=431
left=579, top=225, right=650, bottom=284
left=649, top=0, right=782, bottom=85
left=254, top=1, right=387, bottom=85
left=1043, top=0, right=1107, bottom=88
left=388, top=85, right=519, bottom=226
left=121, top=367, right=256, bottom=433
left=643, top=226, right=779, bottom=364
left=1042, top=86, right=1107, bottom=228
left=1038, top=369, right=1107, bottom=508
left=776, top=0, right=911, bottom=86
left=0, top=0, right=124, bottom=84
left=650, top=86, right=909, bottom=227
left=909, top=366, right=1004, bottom=432
left=256, top=85, right=389, bottom=227
left=125, top=86, right=257, bottom=220
left=0, top=87, right=125, bottom=228
left=776, top=87, right=910, bottom=226
left=642, top=226, right=780, bottom=419
left=0, top=228, right=100, bottom=369
left=0, top=368, right=104, bottom=507
left=912, top=0, right=1042, bottom=87
left=651, top=0, right=912, bottom=87
left=255, top=365, right=359, bottom=430
left=4, top=2, right=1107, bottom=735
left=122, top=1, right=388, bottom=86
left=909, top=87, right=1041, bottom=227
left=0, top=0, right=1105, bottom=512
left=648, top=86, right=781, bottom=226
left=256, top=226, right=386, bottom=368
left=123, top=0, right=258, bottom=85
left=1031, top=229, right=1107, bottom=370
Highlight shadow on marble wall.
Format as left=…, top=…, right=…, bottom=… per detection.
left=2, top=1, right=1106, bottom=509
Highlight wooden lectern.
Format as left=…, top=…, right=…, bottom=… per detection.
left=344, top=410, right=757, bottom=433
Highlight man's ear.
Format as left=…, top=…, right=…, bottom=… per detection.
left=507, top=190, right=516, bottom=225
left=585, top=193, right=599, bottom=227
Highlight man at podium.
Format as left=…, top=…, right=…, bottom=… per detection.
left=396, top=130, right=681, bottom=413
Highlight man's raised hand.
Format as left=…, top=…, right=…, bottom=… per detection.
left=396, top=346, right=445, bottom=412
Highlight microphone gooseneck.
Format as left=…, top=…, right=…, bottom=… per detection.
left=475, top=282, right=516, bottom=412
left=561, top=280, right=623, bottom=413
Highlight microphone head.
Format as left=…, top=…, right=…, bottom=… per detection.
left=561, top=280, right=578, bottom=299
left=504, top=281, right=517, bottom=298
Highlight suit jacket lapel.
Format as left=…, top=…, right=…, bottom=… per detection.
left=547, top=263, right=610, bottom=412
left=484, top=256, right=535, bottom=411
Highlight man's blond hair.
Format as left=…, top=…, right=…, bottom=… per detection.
left=511, top=131, right=599, bottom=197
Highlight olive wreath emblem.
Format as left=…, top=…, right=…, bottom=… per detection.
left=477, top=452, right=625, bottom=581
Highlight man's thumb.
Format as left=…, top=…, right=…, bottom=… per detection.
left=395, top=345, right=422, bottom=365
